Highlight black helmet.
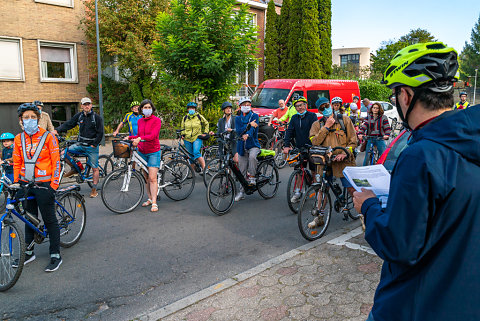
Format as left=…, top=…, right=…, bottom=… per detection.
left=33, top=100, right=44, bottom=107
left=221, top=101, right=232, bottom=110
left=18, top=103, right=40, bottom=117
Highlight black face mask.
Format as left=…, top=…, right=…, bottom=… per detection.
left=133, top=111, right=139, bottom=115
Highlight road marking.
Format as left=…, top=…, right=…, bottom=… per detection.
left=327, top=226, right=376, bottom=255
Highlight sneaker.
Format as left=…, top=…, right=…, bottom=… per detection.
left=234, top=192, right=245, bottom=202
left=45, top=257, right=62, bottom=272
left=308, top=213, right=325, bottom=229
left=290, top=192, right=302, bottom=204
left=12, top=253, right=36, bottom=268
left=63, top=169, right=76, bottom=178
left=89, top=188, right=98, bottom=198
left=248, top=177, right=256, bottom=185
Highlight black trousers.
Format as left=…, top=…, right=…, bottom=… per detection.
left=18, top=182, right=60, bottom=255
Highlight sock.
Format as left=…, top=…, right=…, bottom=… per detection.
left=51, top=253, right=61, bottom=259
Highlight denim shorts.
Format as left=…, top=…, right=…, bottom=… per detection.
left=340, top=177, right=352, bottom=188
left=137, top=150, right=162, bottom=168
left=68, top=143, right=99, bottom=168
left=184, top=139, right=203, bottom=161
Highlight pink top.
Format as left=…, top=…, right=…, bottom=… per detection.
left=129, top=115, right=162, bottom=154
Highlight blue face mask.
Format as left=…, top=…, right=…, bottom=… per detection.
left=322, top=107, right=333, bottom=117
left=298, top=110, right=307, bottom=116
left=23, top=119, right=39, bottom=135
left=188, top=109, right=195, bottom=115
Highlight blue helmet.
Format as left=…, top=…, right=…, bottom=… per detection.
left=0, top=133, right=15, bottom=140
left=315, top=97, right=329, bottom=108
left=186, top=102, right=198, bottom=108
left=221, top=101, right=232, bottom=110
left=17, top=103, right=39, bottom=117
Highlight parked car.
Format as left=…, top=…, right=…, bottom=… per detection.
left=359, top=101, right=398, bottom=125
left=377, top=129, right=409, bottom=172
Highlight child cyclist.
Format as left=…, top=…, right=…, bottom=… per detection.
left=0, top=133, right=15, bottom=183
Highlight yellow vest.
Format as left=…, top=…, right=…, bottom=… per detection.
left=454, top=101, right=470, bottom=110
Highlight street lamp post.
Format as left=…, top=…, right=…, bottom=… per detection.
left=474, top=69, right=478, bottom=105
left=95, top=0, right=105, bottom=144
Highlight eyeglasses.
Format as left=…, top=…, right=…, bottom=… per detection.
left=82, top=103, right=91, bottom=106
left=22, top=115, right=38, bottom=120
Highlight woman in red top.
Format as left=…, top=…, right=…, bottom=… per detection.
left=129, top=99, right=162, bottom=212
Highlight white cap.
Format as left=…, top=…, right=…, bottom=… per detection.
left=81, top=97, right=92, bottom=105
left=350, top=103, right=358, bottom=111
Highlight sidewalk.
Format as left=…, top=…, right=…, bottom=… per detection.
left=137, top=225, right=382, bottom=321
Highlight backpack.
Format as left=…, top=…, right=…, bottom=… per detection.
left=183, top=114, right=206, bottom=133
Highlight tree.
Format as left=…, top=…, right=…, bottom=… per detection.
left=264, top=0, right=280, bottom=79
left=459, top=14, right=480, bottom=81
left=152, top=0, right=258, bottom=108
left=296, top=0, right=321, bottom=78
left=318, top=0, right=332, bottom=77
left=278, top=0, right=292, bottom=77
left=371, top=28, right=436, bottom=80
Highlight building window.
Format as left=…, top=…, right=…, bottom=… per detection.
left=34, top=0, right=74, bottom=8
left=0, top=37, right=24, bottom=81
left=38, top=41, right=77, bottom=82
left=237, top=62, right=258, bottom=97
left=340, top=54, right=360, bottom=67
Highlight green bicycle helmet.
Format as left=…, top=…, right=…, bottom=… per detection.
left=292, top=96, right=307, bottom=106
left=382, top=42, right=458, bottom=91
left=130, top=101, right=140, bottom=108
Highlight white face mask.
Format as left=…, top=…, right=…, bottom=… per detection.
left=143, top=109, right=153, bottom=117
left=241, top=106, right=251, bottom=114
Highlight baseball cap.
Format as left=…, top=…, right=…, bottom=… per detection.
left=81, top=97, right=92, bottom=105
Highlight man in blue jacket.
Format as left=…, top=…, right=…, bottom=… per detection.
left=234, top=97, right=260, bottom=201
left=282, top=96, right=317, bottom=154
left=354, top=42, right=480, bottom=321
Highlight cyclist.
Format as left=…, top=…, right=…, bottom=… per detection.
left=33, top=100, right=54, bottom=131
left=308, top=96, right=357, bottom=228
left=342, top=102, right=352, bottom=116
left=113, top=101, right=142, bottom=136
left=53, top=97, right=104, bottom=198
left=181, top=102, right=210, bottom=173
left=0, top=132, right=15, bottom=182
left=358, top=102, right=391, bottom=165
left=349, top=103, right=360, bottom=121
left=234, top=96, right=260, bottom=201
left=353, top=42, right=480, bottom=321
left=267, top=99, right=288, bottom=129
left=211, top=101, right=237, bottom=161
left=12, top=103, right=62, bottom=272
left=454, top=91, right=470, bottom=109
left=352, top=95, right=360, bottom=106
left=130, top=99, right=162, bottom=212
left=330, top=97, right=344, bottom=116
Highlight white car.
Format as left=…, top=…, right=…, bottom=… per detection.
left=365, top=101, right=399, bottom=124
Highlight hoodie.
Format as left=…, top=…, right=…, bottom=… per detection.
left=361, top=106, right=480, bottom=321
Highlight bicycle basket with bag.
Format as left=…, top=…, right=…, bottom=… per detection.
left=309, top=146, right=328, bottom=165
left=112, top=140, right=132, bottom=158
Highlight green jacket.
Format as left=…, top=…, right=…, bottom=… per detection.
left=181, top=112, right=210, bottom=142
left=279, top=105, right=297, bottom=123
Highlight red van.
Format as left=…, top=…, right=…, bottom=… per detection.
left=251, top=79, right=361, bottom=136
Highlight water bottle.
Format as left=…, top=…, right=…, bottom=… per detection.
left=25, top=211, right=41, bottom=227
left=315, top=173, right=321, bottom=183
left=76, top=160, right=84, bottom=171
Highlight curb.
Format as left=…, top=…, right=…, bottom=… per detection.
left=137, top=221, right=362, bottom=321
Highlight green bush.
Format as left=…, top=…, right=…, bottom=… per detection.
left=358, top=79, right=392, bottom=101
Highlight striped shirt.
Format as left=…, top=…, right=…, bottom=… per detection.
left=359, top=114, right=391, bottom=137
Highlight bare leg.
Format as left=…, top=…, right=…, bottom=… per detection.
left=197, top=157, right=206, bottom=170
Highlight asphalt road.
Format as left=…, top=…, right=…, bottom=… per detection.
left=0, top=162, right=362, bottom=321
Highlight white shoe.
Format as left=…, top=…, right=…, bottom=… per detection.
left=235, top=192, right=245, bottom=202
left=290, top=192, right=301, bottom=204
left=308, top=214, right=324, bottom=229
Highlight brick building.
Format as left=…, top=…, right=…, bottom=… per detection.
left=0, top=0, right=89, bottom=134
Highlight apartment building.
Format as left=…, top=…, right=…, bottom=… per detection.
left=0, top=0, right=89, bottom=134
left=332, top=47, right=371, bottom=78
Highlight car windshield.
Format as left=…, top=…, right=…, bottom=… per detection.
left=383, top=130, right=410, bottom=172
left=251, top=88, right=290, bottom=109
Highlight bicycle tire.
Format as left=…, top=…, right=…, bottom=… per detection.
left=298, top=185, right=332, bottom=241
left=0, top=220, right=25, bottom=292
left=109, top=152, right=127, bottom=170
left=207, top=171, right=235, bottom=216
left=266, top=137, right=276, bottom=150
left=203, top=158, right=221, bottom=188
left=101, top=168, right=145, bottom=214
left=287, top=169, right=307, bottom=214
left=162, top=159, right=195, bottom=201
left=258, top=132, right=269, bottom=149
left=0, top=189, right=7, bottom=213
left=203, top=145, right=219, bottom=163
left=87, top=155, right=114, bottom=188
left=56, top=192, right=86, bottom=247
left=273, top=139, right=287, bottom=168
left=257, top=161, right=279, bottom=199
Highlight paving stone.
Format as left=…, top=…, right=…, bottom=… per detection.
left=311, top=303, right=336, bottom=319
left=306, top=292, right=331, bottom=306
left=276, top=266, right=299, bottom=276
left=185, top=307, right=216, bottom=321
left=361, top=303, right=373, bottom=315
left=287, top=304, right=312, bottom=320
left=236, top=285, right=260, bottom=298
left=282, top=294, right=307, bottom=307
left=295, top=258, right=315, bottom=267
left=349, top=279, right=373, bottom=293
left=279, top=274, right=301, bottom=286
left=258, top=275, right=279, bottom=287
left=335, top=301, right=362, bottom=318
left=260, top=305, right=288, bottom=321
left=358, top=262, right=381, bottom=273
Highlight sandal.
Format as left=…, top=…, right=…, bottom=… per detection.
left=150, top=203, right=159, bottom=212
left=142, top=199, right=153, bottom=207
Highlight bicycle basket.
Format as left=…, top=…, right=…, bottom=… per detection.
left=309, top=146, right=328, bottom=165
left=112, top=140, right=131, bottom=158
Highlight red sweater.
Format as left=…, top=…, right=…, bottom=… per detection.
left=129, top=115, right=162, bottom=154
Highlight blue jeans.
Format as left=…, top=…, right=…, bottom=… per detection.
left=137, top=150, right=162, bottom=168
left=184, top=139, right=203, bottom=162
left=363, top=138, right=386, bottom=166
left=68, top=143, right=99, bottom=168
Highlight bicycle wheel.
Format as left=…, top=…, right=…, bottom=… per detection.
left=287, top=169, right=307, bottom=214
left=87, top=155, right=114, bottom=188
left=203, top=145, right=218, bottom=163
left=203, top=158, right=221, bottom=188
left=162, top=159, right=195, bottom=201
left=109, top=152, right=127, bottom=170
left=0, top=189, right=7, bottom=213
left=56, top=192, right=86, bottom=247
left=207, top=171, right=235, bottom=216
left=0, top=220, right=25, bottom=292
left=273, top=139, right=287, bottom=168
left=266, top=137, right=276, bottom=150
left=258, top=132, right=269, bottom=149
left=101, top=168, right=145, bottom=214
left=257, top=161, right=279, bottom=199
left=298, top=185, right=332, bottom=241
left=345, top=192, right=361, bottom=220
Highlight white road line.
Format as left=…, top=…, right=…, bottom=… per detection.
left=327, top=226, right=376, bottom=255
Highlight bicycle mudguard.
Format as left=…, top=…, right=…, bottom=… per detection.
left=56, top=184, right=81, bottom=196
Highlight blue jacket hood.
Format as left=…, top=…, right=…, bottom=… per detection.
left=410, top=105, right=480, bottom=165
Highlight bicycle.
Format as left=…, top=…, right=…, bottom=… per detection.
left=57, top=137, right=114, bottom=188
left=101, top=139, right=195, bottom=214
left=206, top=130, right=280, bottom=216
left=364, top=136, right=384, bottom=166
left=0, top=182, right=86, bottom=291
left=286, top=147, right=314, bottom=214
left=0, top=164, right=13, bottom=212
left=266, top=122, right=287, bottom=168
left=298, top=146, right=360, bottom=241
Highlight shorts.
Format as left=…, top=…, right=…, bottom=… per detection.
left=137, top=150, right=162, bottom=168
left=340, top=177, right=352, bottom=188
left=184, top=139, right=203, bottom=162
left=68, top=143, right=99, bottom=168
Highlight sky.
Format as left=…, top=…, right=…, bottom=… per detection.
left=331, top=0, right=480, bottom=53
